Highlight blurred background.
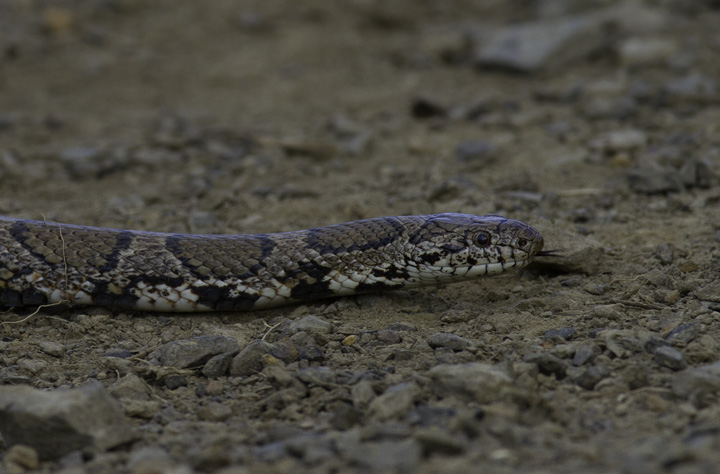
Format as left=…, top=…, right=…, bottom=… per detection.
left=1, top=0, right=716, bottom=235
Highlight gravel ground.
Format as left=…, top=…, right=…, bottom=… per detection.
left=1, top=1, right=720, bottom=473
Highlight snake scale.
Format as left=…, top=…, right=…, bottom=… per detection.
left=0, top=213, right=544, bottom=312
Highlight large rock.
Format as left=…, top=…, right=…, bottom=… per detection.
left=0, top=382, right=134, bottom=460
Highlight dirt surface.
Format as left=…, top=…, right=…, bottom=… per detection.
left=1, top=1, right=720, bottom=473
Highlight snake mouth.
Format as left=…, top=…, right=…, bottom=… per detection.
left=424, top=258, right=530, bottom=279
left=535, top=249, right=560, bottom=257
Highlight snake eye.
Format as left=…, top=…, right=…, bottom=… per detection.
left=517, top=238, right=528, bottom=248
left=475, top=231, right=491, bottom=247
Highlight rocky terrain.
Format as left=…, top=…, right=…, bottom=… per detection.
left=1, top=1, right=720, bottom=473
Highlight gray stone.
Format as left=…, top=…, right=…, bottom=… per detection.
left=663, top=73, right=718, bottom=103
left=653, top=346, right=687, bottom=371
left=229, top=340, right=275, bottom=377
left=298, top=345, right=326, bottom=362
left=666, top=323, right=699, bottom=347
left=619, top=38, right=677, bottom=66
left=627, top=167, right=684, bottom=194
left=263, top=365, right=300, bottom=389
left=376, top=329, right=402, bottom=344
left=544, top=327, right=576, bottom=342
left=524, top=352, right=567, bottom=379
left=58, top=147, right=104, bottom=179
left=0, top=382, right=133, bottom=460
left=122, top=400, right=161, bottom=419
left=694, top=281, right=720, bottom=303
left=4, top=444, right=39, bottom=472
left=427, top=332, right=476, bottom=352
left=475, top=15, right=608, bottom=72
left=340, top=438, right=421, bottom=473
left=285, top=433, right=335, bottom=464
left=572, top=364, right=610, bottom=390
left=414, top=427, right=466, bottom=455
left=655, top=243, right=674, bottom=265
left=573, top=341, right=601, bottom=366
left=197, top=402, right=232, bottom=422
left=38, top=341, right=65, bottom=357
left=411, top=97, right=447, bottom=118
left=673, top=362, right=720, bottom=407
left=149, top=335, right=238, bottom=369
left=202, top=352, right=235, bottom=378
left=288, top=315, right=333, bottom=335
left=109, top=374, right=151, bottom=401
left=351, top=379, right=377, bottom=409
left=679, top=159, right=712, bottom=188
left=368, top=382, right=420, bottom=421
left=455, top=140, right=496, bottom=164
left=428, top=362, right=511, bottom=403
left=269, top=340, right=300, bottom=363
left=127, top=446, right=188, bottom=474
left=590, top=129, right=647, bottom=153
left=296, top=367, right=338, bottom=389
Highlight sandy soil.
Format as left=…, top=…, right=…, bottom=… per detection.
left=1, top=1, right=720, bottom=473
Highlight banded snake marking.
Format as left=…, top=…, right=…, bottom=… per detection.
left=0, top=213, right=544, bottom=312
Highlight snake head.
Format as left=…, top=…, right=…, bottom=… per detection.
left=405, top=213, right=544, bottom=283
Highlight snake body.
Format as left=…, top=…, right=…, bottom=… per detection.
left=0, top=213, right=543, bottom=312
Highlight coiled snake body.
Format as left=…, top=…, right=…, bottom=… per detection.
left=0, top=213, right=544, bottom=312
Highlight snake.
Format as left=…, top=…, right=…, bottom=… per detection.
left=0, top=213, right=544, bottom=312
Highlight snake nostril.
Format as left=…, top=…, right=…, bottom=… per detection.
left=517, top=238, right=528, bottom=248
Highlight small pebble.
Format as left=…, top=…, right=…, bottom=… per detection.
left=229, top=341, right=275, bottom=376
left=524, top=352, right=567, bottom=379
left=368, top=382, right=419, bottom=421
left=672, top=361, right=720, bottom=407
left=109, top=374, right=151, bottom=401
left=4, top=444, right=39, bottom=472
left=149, top=336, right=239, bottom=369
left=572, top=364, right=610, bottom=390
left=205, top=380, right=224, bottom=396
left=351, top=380, right=377, bottom=409
left=296, top=367, right=337, bottom=388
left=653, top=346, right=687, bottom=371
left=411, top=97, right=447, bottom=118
left=38, top=341, right=65, bottom=357
left=666, top=323, right=699, bottom=347
left=544, top=327, right=575, bottom=342
left=202, top=352, right=235, bottom=378
left=164, top=375, right=188, bottom=390
left=376, top=329, right=402, bottom=344
left=573, top=341, right=602, bottom=366
left=414, top=427, right=466, bottom=455
left=475, top=15, right=608, bottom=72
left=627, top=167, right=684, bottom=194
left=288, top=315, right=333, bottom=335
left=426, top=333, right=476, bottom=352
left=590, top=129, right=647, bottom=153
left=197, top=402, right=232, bottom=422
left=655, top=243, right=674, bottom=264
left=619, top=38, right=677, bottom=66
left=454, top=140, right=496, bottom=164
left=663, top=73, right=718, bottom=102
left=428, top=362, right=511, bottom=403
left=298, top=346, right=325, bottom=362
